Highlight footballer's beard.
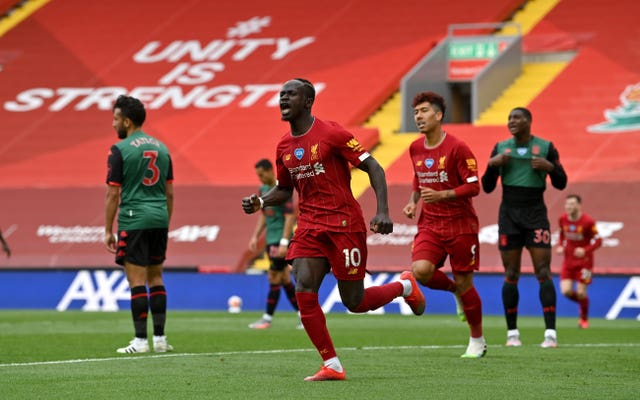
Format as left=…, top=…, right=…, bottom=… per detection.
left=117, top=128, right=127, bottom=139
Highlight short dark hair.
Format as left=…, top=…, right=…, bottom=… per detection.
left=566, top=194, right=582, bottom=203
left=255, top=158, right=273, bottom=170
left=511, top=107, right=532, bottom=122
left=113, top=95, right=146, bottom=127
left=411, top=91, right=446, bottom=118
left=293, top=78, right=315, bottom=101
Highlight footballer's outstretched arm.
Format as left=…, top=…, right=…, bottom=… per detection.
left=241, top=186, right=293, bottom=214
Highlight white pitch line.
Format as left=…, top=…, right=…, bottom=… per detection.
left=1, top=343, right=639, bottom=368
left=0, top=348, right=317, bottom=367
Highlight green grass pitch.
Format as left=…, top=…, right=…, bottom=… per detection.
left=1, top=311, right=638, bottom=399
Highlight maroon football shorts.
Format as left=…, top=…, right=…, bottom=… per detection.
left=287, top=229, right=368, bottom=281
left=411, top=230, right=480, bottom=273
left=561, top=264, right=593, bottom=284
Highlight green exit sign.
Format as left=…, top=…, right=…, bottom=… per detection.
left=449, top=41, right=500, bottom=59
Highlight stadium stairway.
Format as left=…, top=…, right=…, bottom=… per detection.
left=475, top=0, right=567, bottom=125
left=0, top=0, right=47, bottom=36
left=474, top=61, right=568, bottom=125
left=360, top=0, right=567, bottom=149
left=497, top=0, right=560, bottom=37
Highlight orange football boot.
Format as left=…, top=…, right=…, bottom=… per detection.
left=400, top=271, right=426, bottom=315
left=304, top=366, right=346, bottom=381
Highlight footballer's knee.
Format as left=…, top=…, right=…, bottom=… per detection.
left=412, top=262, right=434, bottom=285
left=503, top=268, right=520, bottom=282
left=560, top=288, right=573, bottom=297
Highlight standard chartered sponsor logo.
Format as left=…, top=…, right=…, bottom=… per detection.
left=289, top=162, right=325, bottom=180
left=416, top=171, right=437, bottom=178
left=290, top=163, right=313, bottom=179
left=288, top=164, right=311, bottom=174
left=416, top=170, right=445, bottom=184
left=295, top=171, right=315, bottom=179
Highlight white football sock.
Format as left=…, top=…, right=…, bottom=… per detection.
left=400, top=279, right=413, bottom=296
left=323, top=357, right=343, bottom=372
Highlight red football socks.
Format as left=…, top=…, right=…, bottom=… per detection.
left=426, top=270, right=456, bottom=292
left=352, top=282, right=403, bottom=313
left=296, top=292, right=337, bottom=361
left=460, top=286, right=483, bottom=338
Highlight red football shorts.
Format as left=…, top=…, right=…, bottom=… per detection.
left=287, top=229, right=367, bottom=281
left=411, top=230, right=480, bottom=273
left=560, top=265, right=593, bottom=284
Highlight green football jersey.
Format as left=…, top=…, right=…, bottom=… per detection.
left=107, top=130, right=173, bottom=230
left=259, top=183, right=294, bottom=245
left=496, top=136, right=551, bottom=188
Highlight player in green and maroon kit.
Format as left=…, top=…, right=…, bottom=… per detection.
left=556, top=194, right=602, bottom=329
left=247, top=158, right=299, bottom=329
left=242, top=79, right=424, bottom=381
left=104, top=95, right=174, bottom=354
left=403, top=91, right=486, bottom=358
left=482, top=107, right=567, bottom=348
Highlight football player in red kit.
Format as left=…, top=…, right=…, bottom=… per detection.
left=242, top=78, right=424, bottom=381
left=557, top=194, right=602, bottom=329
left=402, top=91, right=485, bottom=358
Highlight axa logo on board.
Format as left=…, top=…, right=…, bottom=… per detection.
left=55, top=270, right=640, bottom=319
left=57, top=270, right=130, bottom=311
left=4, top=16, right=324, bottom=112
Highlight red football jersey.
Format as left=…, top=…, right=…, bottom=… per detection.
left=409, top=133, right=480, bottom=236
left=558, top=213, right=602, bottom=269
left=276, top=118, right=368, bottom=232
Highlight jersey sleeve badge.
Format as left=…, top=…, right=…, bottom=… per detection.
left=345, top=138, right=364, bottom=152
